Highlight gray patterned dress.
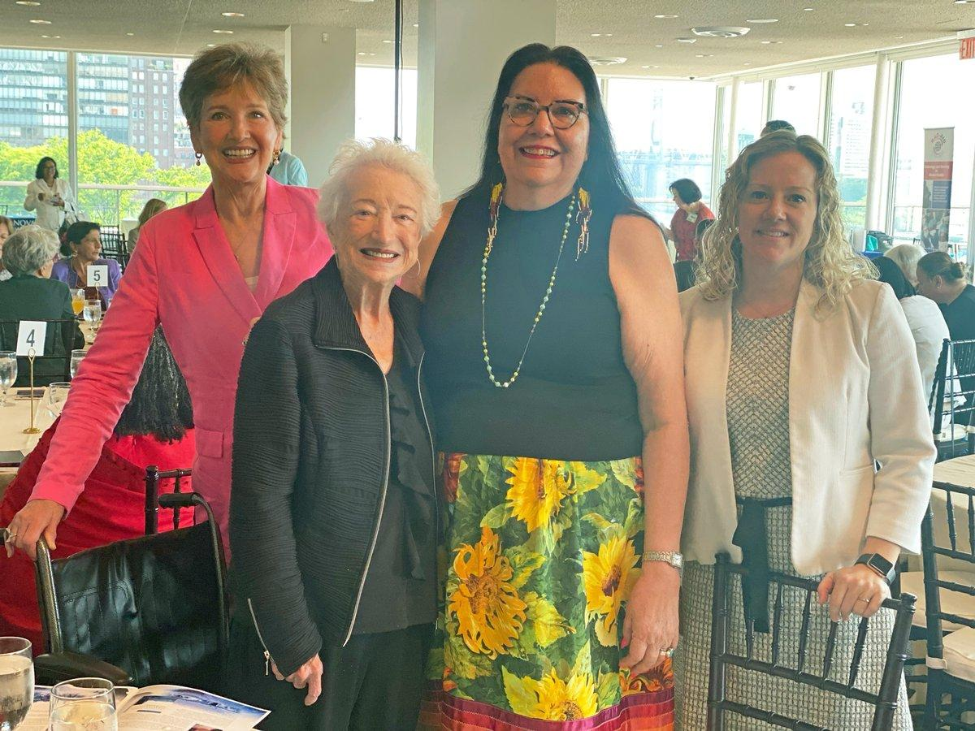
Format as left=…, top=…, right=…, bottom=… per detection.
left=674, top=308, right=911, bottom=729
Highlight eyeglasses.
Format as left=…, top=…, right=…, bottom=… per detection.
left=503, top=97, right=587, bottom=130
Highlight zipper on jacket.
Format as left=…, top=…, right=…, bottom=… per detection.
left=316, top=344, right=392, bottom=647
left=416, top=353, right=439, bottom=551
left=247, top=598, right=273, bottom=676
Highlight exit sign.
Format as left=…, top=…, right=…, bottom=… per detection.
left=962, top=36, right=975, bottom=60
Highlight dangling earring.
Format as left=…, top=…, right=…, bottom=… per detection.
left=273, top=149, right=281, bottom=165
left=195, top=152, right=202, bottom=167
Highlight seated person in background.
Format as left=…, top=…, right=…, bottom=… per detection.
left=127, top=199, right=167, bottom=254
left=0, top=224, right=82, bottom=386
left=885, top=243, right=923, bottom=287
left=51, top=222, right=122, bottom=308
left=0, top=327, right=194, bottom=651
left=0, top=215, right=14, bottom=282
left=874, top=256, right=949, bottom=403
left=761, top=119, right=796, bottom=137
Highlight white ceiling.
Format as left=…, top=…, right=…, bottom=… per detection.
left=0, top=0, right=973, bottom=77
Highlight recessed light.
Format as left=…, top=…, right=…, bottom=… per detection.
left=955, top=1, right=973, bottom=4
left=126, top=32, right=134, bottom=36
left=695, top=54, right=714, bottom=58
left=641, top=64, right=659, bottom=69
left=676, top=37, right=696, bottom=43
left=760, top=40, right=782, bottom=44
left=744, top=62, right=752, bottom=66
left=654, top=14, right=678, bottom=19
left=655, top=44, right=663, bottom=48
left=206, top=43, right=216, bottom=47
left=212, top=29, right=233, bottom=34
left=221, top=12, right=245, bottom=17
left=590, top=32, right=612, bottom=37
left=382, top=39, right=392, bottom=43
left=29, top=18, right=50, bottom=24
left=413, top=23, right=419, bottom=27
left=16, top=1, right=41, bottom=6
left=746, top=18, right=778, bottom=24
left=803, top=6, right=814, bottom=10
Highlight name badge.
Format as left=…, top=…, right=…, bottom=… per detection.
left=87, top=264, right=109, bottom=287
left=16, top=320, right=47, bottom=356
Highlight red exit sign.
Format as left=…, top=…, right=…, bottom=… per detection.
left=962, top=36, right=975, bottom=60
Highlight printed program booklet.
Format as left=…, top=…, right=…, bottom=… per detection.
left=23, top=683, right=269, bottom=730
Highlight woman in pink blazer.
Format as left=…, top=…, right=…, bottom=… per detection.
left=4, top=43, right=332, bottom=559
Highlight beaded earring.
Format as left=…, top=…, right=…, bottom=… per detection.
left=195, top=152, right=202, bottom=167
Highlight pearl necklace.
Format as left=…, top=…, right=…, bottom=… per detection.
left=480, top=184, right=577, bottom=389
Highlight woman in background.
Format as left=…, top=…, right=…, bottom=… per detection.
left=663, top=178, right=713, bottom=262
left=885, top=243, right=924, bottom=288
left=51, top=222, right=122, bottom=307
left=127, top=199, right=168, bottom=254
left=0, top=215, right=14, bottom=282
left=24, top=157, right=76, bottom=231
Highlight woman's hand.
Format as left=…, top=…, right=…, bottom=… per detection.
left=5, top=499, right=64, bottom=560
left=817, top=565, right=891, bottom=621
left=620, top=564, right=680, bottom=675
left=271, top=654, right=323, bottom=706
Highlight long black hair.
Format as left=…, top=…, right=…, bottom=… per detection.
left=874, top=256, right=915, bottom=300
left=114, top=327, right=193, bottom=442
left=469, top=44, right=645, bottom=217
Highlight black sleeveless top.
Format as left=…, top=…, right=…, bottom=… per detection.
left=421, top=187, right=643, bottom=461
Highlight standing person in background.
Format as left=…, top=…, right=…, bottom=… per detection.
left=409, top=43, right=687, bottom=730
left=662, top=178, right=714, bottom=262
left=0, top=215, right=14, bottom=282
left=760, top=119, right=796, bottom=137
left=269, top=147, right=309, bottom=187
left=51, top=222, right=122, bottom=308
left=3, top=42, right=332, bottom=561
left=24, top=157, right=76, bottom=231
left=127, top=199, right=168, bottom=254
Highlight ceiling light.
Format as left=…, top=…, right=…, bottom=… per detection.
left=655, top=44, right=663, bottom=48
left=693, top=26, right=749, bottom=38
left=695, top=54, right=714, bottom=58
left=955, top=1, right=974, bottom=4
left=126, top=32, right=134, bottom=36
left=760, top=40, right=782, bottom=44
left=803, top=7, right=814, bottom=10
left=29, top=18, right=50, bottom=24
left=206, top=44, right=215, bottom=47
left=676, top=37, right=697, bottom=43
left=349, top=0, right=375, bottom=3
left=746, top=18, right=778, bottom=24
left=590, top=32, right=612, bottom=37
left=587, top=56, right=626, bottom=66
left=641, top=64, right=659, bottom=69
left=654, top=14, right=678, bottom=19
left=212, top=29, right=234, bottom=34
left=16, top=1, right=41, bottom=6
left=221, top=12, right=245, bottom=17
left=413, top=23, right=418, bottom=27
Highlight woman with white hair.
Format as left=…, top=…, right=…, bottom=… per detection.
left=885, top=243, right=924, bottom=287
left=0, top=224, right=82, bottom=385
left=228, top=138, right=441, bottom=729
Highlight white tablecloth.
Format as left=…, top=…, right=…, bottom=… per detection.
left=0, top=388, right=55, bottom=497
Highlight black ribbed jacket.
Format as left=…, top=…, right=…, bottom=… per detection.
left=229, top=258, right=433, bottom=677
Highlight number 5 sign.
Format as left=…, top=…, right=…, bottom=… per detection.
left=16, top=320, right=47, bottom=356
left=87, top=264, right=108, bottom=287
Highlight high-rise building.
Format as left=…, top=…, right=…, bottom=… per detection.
left=0, top=49, right=68, bottom=146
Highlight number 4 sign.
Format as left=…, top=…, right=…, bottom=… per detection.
left=87, top=264, right=108, bottom=287
left=16, top=320, right=47, bottom=356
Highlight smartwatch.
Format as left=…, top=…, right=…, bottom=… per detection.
left=855, top=553, right=896, bottom=585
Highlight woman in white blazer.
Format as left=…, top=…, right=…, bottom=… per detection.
left=24, top=157, right=76, bottom=231
left=674, top=132, right=935, bottom=729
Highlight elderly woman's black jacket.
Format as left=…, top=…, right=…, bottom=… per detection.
left=229, top=258, right=435, bottom=678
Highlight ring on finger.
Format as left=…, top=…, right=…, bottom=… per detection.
left=661, top=647, right=675, bottom=658
left=856, top=597, right=870, bottom=604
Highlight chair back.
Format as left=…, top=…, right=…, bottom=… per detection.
left=921, top=480, right=975, bottom=725
left=97, top=227, right=128, bottom=270
left=708, top=553, right=916, bottom=730
left=0, top=318, right=79, bottom=385
left=931, top=338, right=975, bottom=461
left=144, top=465, right=193, bottom=534
left=34, top=492, right=228, bottom=689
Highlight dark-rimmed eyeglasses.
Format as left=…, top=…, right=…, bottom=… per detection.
left=502, top=97, right=587, bottom=130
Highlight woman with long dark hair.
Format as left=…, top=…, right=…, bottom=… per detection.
left=407, top=44, right=687, bottom=729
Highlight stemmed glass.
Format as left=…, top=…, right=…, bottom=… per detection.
left=0, top=353, right=16, bottom=408
left=49, top=678, right=117, bottom=731
left=69, top=350, right=85, bottom=380
left=82, top=302, right=102, bottom=345
left=70, top=289, right=85, bottom=317
left=46, top=382, right=70, bottom=420
left=0, top=637, right=33, bottom=731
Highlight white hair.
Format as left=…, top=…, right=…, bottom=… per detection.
left=317, top=138, right=440, bottom=239
left=884, top=243, right=924, bottom=285
left=2, top=224, right=58, bottom=275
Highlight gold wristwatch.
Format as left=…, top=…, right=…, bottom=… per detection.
left=642, top=550, right=683, bottom=577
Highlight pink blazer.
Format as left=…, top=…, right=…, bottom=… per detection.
left=30, top=178, right=333, bottom=543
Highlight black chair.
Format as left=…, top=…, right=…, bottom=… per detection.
left=0, top=318, right=81, bottom=386
left=31, top=487, right=229, bottom=691
left=921, top=480, right=975, bottom=729
left=931, top=339, right=975, bottom=461
left=708, top=553, right=916, bottom=730
left=98, top=226, right=128, bottom=270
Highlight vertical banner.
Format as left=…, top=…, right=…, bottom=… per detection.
left=922, top=127, right=954, bottom=252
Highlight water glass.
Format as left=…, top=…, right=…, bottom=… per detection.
left=0, top=637, right=33, bottom=731
left=49, top=678, right=117, bottom=731
left=82, top=302, right=102, bottom=345
left=47, top=382, right=70, bottom=419
left=69, top=350, right=85, bottom=379
left=0, top=353, right=15, bottom=408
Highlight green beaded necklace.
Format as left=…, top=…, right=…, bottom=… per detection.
left=480, top=183, right=577, bottom=389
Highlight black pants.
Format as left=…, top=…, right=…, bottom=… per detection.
left=227, top=614, right=432, bottom=730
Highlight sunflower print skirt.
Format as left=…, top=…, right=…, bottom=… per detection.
left=420, top=453, right=674, bottom=730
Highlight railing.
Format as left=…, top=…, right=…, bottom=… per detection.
left=0, top=180, right=206, bottom=227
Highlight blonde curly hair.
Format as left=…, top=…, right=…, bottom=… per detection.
left=696, top=131, right=874, bottom=313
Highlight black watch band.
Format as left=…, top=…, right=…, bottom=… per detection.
left=855, top=553, right=896, bottom=585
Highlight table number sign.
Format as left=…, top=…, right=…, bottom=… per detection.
left=16, top=320, right=46, bottom=357
left=87, top=264, right=109, bottom=287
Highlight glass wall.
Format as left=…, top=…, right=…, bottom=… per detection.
left=770, top=72, right=822, bottom=137
left=891, top=53, right=975, bottom=260
left=735, top=81, right=764, bottom=152
left=605, top=77, right=716, bottom=223
left=355, top=66, right=418, bottom=149
left=827, top=65, right=875, bottom=232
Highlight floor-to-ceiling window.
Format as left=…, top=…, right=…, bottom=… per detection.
left=770, top=72, right=822, bottom=138
left=827, top=65, right=875, bottom=233
left=355, top=66, right=418, bottom=149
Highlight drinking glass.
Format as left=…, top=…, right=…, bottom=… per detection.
left=82, top=302, right=102, bottom=345
left=0, top=637, right=33, bottom=731
left=46, top=382, right=70, bottom=419
left=70, top=289, right=85, bottom=317
left=49, top=678, right=117, bottom=731
left=0, top=353, right=16, bottom=408
left=70, top=349, right=85, bottom=379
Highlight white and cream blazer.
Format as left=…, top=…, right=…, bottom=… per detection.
left=679, top=279, right=936, bottom=576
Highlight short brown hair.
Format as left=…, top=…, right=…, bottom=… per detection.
left=179, top=43, right=288, bottom=130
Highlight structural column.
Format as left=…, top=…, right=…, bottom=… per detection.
left=284, top=25, right=356, bottom=187
left=417, top=0, right=556, bottom=198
